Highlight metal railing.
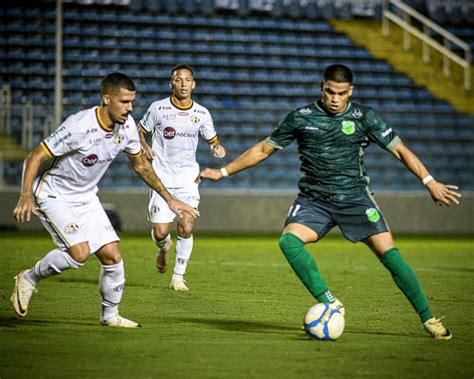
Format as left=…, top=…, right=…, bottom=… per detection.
left=382, top=0, right=471, bottom=90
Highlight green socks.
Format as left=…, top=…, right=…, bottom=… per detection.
left=380, top=248, right=433, bottom=323
left=278, top=233, right=334, bottom=303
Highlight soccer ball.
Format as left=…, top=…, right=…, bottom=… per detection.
left=304, top=303, right=345, bottom=341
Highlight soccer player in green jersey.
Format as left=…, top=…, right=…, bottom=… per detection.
left=198, top=64, right=461, bottom=340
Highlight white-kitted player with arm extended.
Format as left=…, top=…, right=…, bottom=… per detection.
left=139, top=63, right=225, bottom=291
left=11, top=72, right=199, bottom=328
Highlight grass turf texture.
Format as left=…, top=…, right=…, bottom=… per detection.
left=0, top=232, right=473, bottom=378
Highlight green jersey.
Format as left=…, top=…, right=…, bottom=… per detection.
left=267, top=100, right=401, bottom=196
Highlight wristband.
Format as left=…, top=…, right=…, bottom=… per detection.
left=220, top=167, right=229, bottom=177
left=422, top=175, right=434, bottom=185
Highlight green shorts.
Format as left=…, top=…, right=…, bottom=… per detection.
left=285, top=191, right=390, bottom=243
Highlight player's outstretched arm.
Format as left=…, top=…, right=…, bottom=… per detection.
left=198, top=139, right=277, bottom=182
left=129, top=153, right=199, bottom=219
left=390, top=141, right=461, bottom=206
left=13, top=145, right=50, bottom=223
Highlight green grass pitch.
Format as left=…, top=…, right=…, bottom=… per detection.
left=1, top=231, right=473, bottom=378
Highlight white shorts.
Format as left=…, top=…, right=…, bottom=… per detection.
left=148, top=185, right=200, bottom=223
left=35, top=195, right=119, bottom=253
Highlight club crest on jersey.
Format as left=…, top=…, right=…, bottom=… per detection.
left=352, top=108, right=363, bottom=119
left=190, top=115, right=200, bottom=124
left=113, top=134, right=125, bottom=144
left=65, top=223, right=80, bottom=234
left=341, top=120, right=356, bottom=135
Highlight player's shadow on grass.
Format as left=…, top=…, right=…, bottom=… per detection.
left=170, top=316, right=296, bottom=334
left=0, top=316, right=98, bottom=328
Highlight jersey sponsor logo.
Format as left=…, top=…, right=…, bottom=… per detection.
left=163, top=113, right=176, bottom=121
left=163, top=127, right=197, bottom=140
left=194, top=109, right=206, bottom=115
left=86, top=128, right=98, bottom=133
left=64, top=223, right=80, bottom=234
left=352, top=108, right=363, bottom=119
left=381, top=127, right=392, bottom=138
left=113, top=134, right=125, bottom=144
left=341, top=120, right=356, bottom=135
left=82, top=154, right=98, bottom=167
left=299, top=108, right=312, bottom=115
left=365, top=208, right=380, bottom=223
left=164, top=127, right=176, bottom=139
left=50, top=131, right=72, bottom=149
left=89, top=137, right=102, bottom=145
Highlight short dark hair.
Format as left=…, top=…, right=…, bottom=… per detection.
left=101, top=72, right=136, bottom=96
left=323, top=64, right=353, bottom=84
left=171, top=63, right=194, bottom=78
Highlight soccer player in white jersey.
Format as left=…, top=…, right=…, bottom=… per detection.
left=138, top=63, right=226, bottom=291
left=11, top=72, right=199, bottom=328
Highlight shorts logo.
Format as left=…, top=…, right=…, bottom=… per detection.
left=65, top=223, right=80, bottom=234
left=82, top=154, right=98, bottom=167
left=163, top=127, right=176, bottom=140
left=365, top=208, right=380, bottom=223
left=151, top=205, right=160, bottom=214
left=341, top=120, right=356, bottom=135
left=113, top=134, right=125, bottom=144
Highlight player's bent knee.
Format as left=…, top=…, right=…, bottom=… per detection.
left=68, top=242, right=91, bottom=264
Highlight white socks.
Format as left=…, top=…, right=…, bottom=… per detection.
left=174, top=235, right=193, bottom=276
left=99, top=260, right=125, bottom=321
left=25, top=248, right=83, bottom=285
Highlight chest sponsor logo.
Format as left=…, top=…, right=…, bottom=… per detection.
left=82, top=154, right=98, bottom=167
left=365, top=208, right=380, bottom=223
left=113, top=134, right=125, bottom=144
left=164, top=127, right=176, bottom=140
left=163, top=126, right=197, bottom=140
left=65, top=223, right=80, bottom=234
left=352, top=108, right=363, bottom=119
left=341, top=120, right=356, bottom=135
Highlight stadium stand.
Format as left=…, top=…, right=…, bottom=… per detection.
left=0, top=0, right=472, bottom=191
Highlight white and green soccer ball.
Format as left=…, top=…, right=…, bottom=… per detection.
left=304, top=303, right=345, bottom=341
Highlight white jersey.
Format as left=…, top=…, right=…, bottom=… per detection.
left=34, top=106, right=141, bottom=203
left=139, top=97, right=217, bottom=188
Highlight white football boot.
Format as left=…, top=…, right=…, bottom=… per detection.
left=170, top=274, right=189, bottom=291
left=423, top=317, right=452, bottom=340
left=101, top=313, right=141, bottom=328
left=11, top=270, right=37, bottom=318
